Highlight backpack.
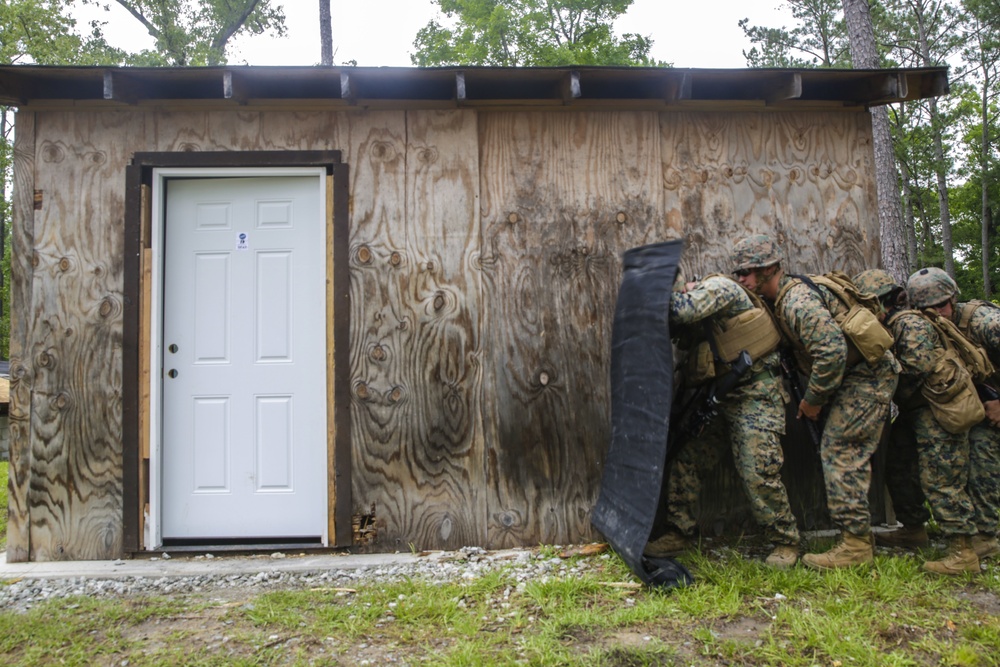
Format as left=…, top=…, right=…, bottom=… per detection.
left=777, top=271, right=894, bottom=365
left=920, top=308, right=995, bottom=384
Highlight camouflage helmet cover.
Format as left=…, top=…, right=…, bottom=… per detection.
left=907, top=267, right=958, bottom=308
left=853, top=269, right=901, bottom=299
left=730, top=234, right=784, bottom=271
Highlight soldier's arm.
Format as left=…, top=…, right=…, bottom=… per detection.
left=892, top=315, right=938, bottom=404
left=783, top=285, right=846, bottom=406
left=669, top=277, right=741, bottom=325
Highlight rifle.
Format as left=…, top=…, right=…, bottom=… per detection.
left=977, top=383, right=1000, bottom=403
left=779, top=350, right=823, bottom=447
left=669, top=350, right=754, bottom=450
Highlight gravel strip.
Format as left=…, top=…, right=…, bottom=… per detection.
left=0, top=547, right=605, bottom=613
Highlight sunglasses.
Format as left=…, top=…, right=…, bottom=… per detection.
left=733, top=268, right=753, bottom=278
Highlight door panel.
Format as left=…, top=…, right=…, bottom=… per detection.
left=161, top=175, right=326, bottom=540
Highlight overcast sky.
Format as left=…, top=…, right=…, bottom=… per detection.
left=73, top=1, right=790, bottom=69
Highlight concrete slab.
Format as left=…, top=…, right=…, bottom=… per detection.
left=0, top=550, right=438, bottom=581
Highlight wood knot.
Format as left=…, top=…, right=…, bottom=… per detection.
left=179, top=143, right=200, bottom=152
left=389, top=386, right=403, bottom=403
left=64, top=328, right=73, bottom=337
left=55, top=392, right=70, bottom=410
left=507, top=213, right=519, bottom=224
left=34, top=190, right=43, bottom=210
left=38, top=351, right=53, bottom=368
left=370, top=345, right=387, bottom=361
left=31, top=251, right=40, bottom=268
left=498, top=511, right=519, bottom=528
left=538, top=371, right=550, bottom=386
left=433, top=293, right=446, bottom=311
left=88, top=151, right=107, bottom=166
left=41, top=143, right=65, bottom=163
left=417, top=147, right=439, bottom=164
left=615, top=212, right=627, bottom=224
left=355, top=382, right=369, bottom=399
left=93, top=265, right=103, bottom=277
left=389, top=251, right=402, bottom=267
left=370, top=141, right=396, bottom=162
left=357, top=245, right=373, bottom=264
left=58, top=257, right=72, bottom=272
left=99, top=297, right=115, bottom=318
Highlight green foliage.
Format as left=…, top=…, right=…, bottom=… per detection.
left=411, top=0, right=665, bottom=67
left=98, top=0, right=287, bottom=66
left=740, top=0, right=851, bottom=68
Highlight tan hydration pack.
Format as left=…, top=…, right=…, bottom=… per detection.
left=917, top=308, right=993, bottom=434
left=684, top=275, right=782, bottom=385
left=776, top=271, right=894, bottom=366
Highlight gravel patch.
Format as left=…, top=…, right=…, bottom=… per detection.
left=0, top=546, right=604, bottom=614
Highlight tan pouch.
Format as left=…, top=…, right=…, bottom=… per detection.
left=713, top=308, right=781, bottom=363
left=684, top=340, right=717, bottom=385
left=921, top=351, right=985, bottom=434
left=840, top=304, right=893, bottom=365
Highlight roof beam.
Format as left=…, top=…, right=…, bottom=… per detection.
left=665, top=71, right=692, bottom=103
left=456, top=71, right=466, bottom=105
left=103, top=71, right=138, bottom=105
left=765, top=73, right=802, bottom=105
left=340, top=72, right=355, bottom=103
left=561, top=70, right=582, bottom=104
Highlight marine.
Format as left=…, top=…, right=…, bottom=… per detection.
left=882, top=267, right=1000, bottom=562
left=730, top=234, right=899, bottom=569
left=646, top=272, right=801, bottom=568
left=855, top=269, right=980, bottom=574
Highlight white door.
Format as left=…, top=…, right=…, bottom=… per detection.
left=161, top=175, right=327, bottom=540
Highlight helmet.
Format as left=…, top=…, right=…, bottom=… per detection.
left=854, top=269, right=900, bottom=299
left=907, top=267, right=958, bottom=308
left=731, top=234, right=784, bottom=272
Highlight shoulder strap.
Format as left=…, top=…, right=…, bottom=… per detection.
left=956, top=301, right=996, bottom=336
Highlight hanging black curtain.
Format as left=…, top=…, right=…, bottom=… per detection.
left=591, top=239, right=692, bottom=589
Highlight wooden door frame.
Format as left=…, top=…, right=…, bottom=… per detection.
left=123, top=151, right=352, bottom=553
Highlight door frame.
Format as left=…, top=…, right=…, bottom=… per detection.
left=123, top=152, right=352, bottom=553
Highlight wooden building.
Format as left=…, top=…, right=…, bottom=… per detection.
left=0, top=65, right=948, bottom=562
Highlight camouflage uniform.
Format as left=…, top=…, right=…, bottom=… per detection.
left=774, top=274, right=899, bottom=538
left=954, top=301, right=1000, bottom=539
left=666, top=275, right=800, bottom=547
left=883, top=307, right=977, bottom=538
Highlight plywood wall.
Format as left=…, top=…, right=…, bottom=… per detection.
left=7, top=105, right=881, bottom=560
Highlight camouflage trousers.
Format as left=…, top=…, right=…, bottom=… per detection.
left=665, top=373, right=800, bottom=546
left=817, top=356, right=898, bottom=537
left=885, top=405, right=976, bottom=537
left=968, top=422, right=1000, bottom=537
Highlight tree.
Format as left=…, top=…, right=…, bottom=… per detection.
left=740, top=0, right=851, bottom=67
left=108, top=0, right=286, bottom=65
left=319, top=0, right=332, bottom=66
left=411, top=0, right=663, bottom=67
left=842, top=0, right=911, bottom=283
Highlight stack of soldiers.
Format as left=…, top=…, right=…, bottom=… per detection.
left=646, top=233, right=999, bottom=574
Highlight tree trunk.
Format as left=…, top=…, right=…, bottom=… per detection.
left=841, top=0, right=909, bottom=283
left=898, top=158, right=919, bottom=268
left=320, top=0, right=333, bottom=66
left=982, top=62, right=992, bottom=298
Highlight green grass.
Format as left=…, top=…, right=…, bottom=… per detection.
left=1, top=539, right=998, bottom=666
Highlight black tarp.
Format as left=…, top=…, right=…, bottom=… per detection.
left=591, top=239, right=693, bottom=589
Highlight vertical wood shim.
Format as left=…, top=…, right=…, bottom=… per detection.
left=326, top=173, right=337, bottom=545
left=478, top=111, right=665, bottom=548
left=660, top=111, right=878, bottom=279
left=27, top=110, right=140, bottom=560
left=7, top=110, right=36, bottom=562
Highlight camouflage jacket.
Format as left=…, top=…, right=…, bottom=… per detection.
left=954, top=301, right=1000, bottom=382
left=886, top=308, right=942, bottom=406
left=772, top=274, right=848, bottom=406
left=670, top=275, right=780, bottom=373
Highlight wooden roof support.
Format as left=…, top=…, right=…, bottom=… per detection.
left=103, top=71, right=138, bottom=105
left=456, top=71, right=466, bottom=104
left=561, top=71, right=582, bottom=104
left=340, top=72, right=355, bottom=103
left=765, top=73, right=802, bottom=105
left=665, top=71, right=692, bottom=104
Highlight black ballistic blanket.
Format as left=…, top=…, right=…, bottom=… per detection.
left=591, top=239, right=693, bottom=588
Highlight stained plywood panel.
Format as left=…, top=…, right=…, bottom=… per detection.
left=26, top=111, right=142, bottom=560
left=7, top=110, right=36, bottom=562
left=660, top=110, right=882, bottom=534
left=479, top=111, right=667, bottom=548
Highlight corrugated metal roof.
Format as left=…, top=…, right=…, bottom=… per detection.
left=0, top=65, right=949, bottom=110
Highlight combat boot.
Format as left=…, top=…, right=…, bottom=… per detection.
left=802, top=531, right=873, bottom=570
left=971, top=534, right=1000, bottom=561
left=923, top=536, right=980, bottom=575
left=874, top=525, right=929, bottom=549
left=644, top=530, right=690, bottom=558
left=764, top=544, right=800, bottom=569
